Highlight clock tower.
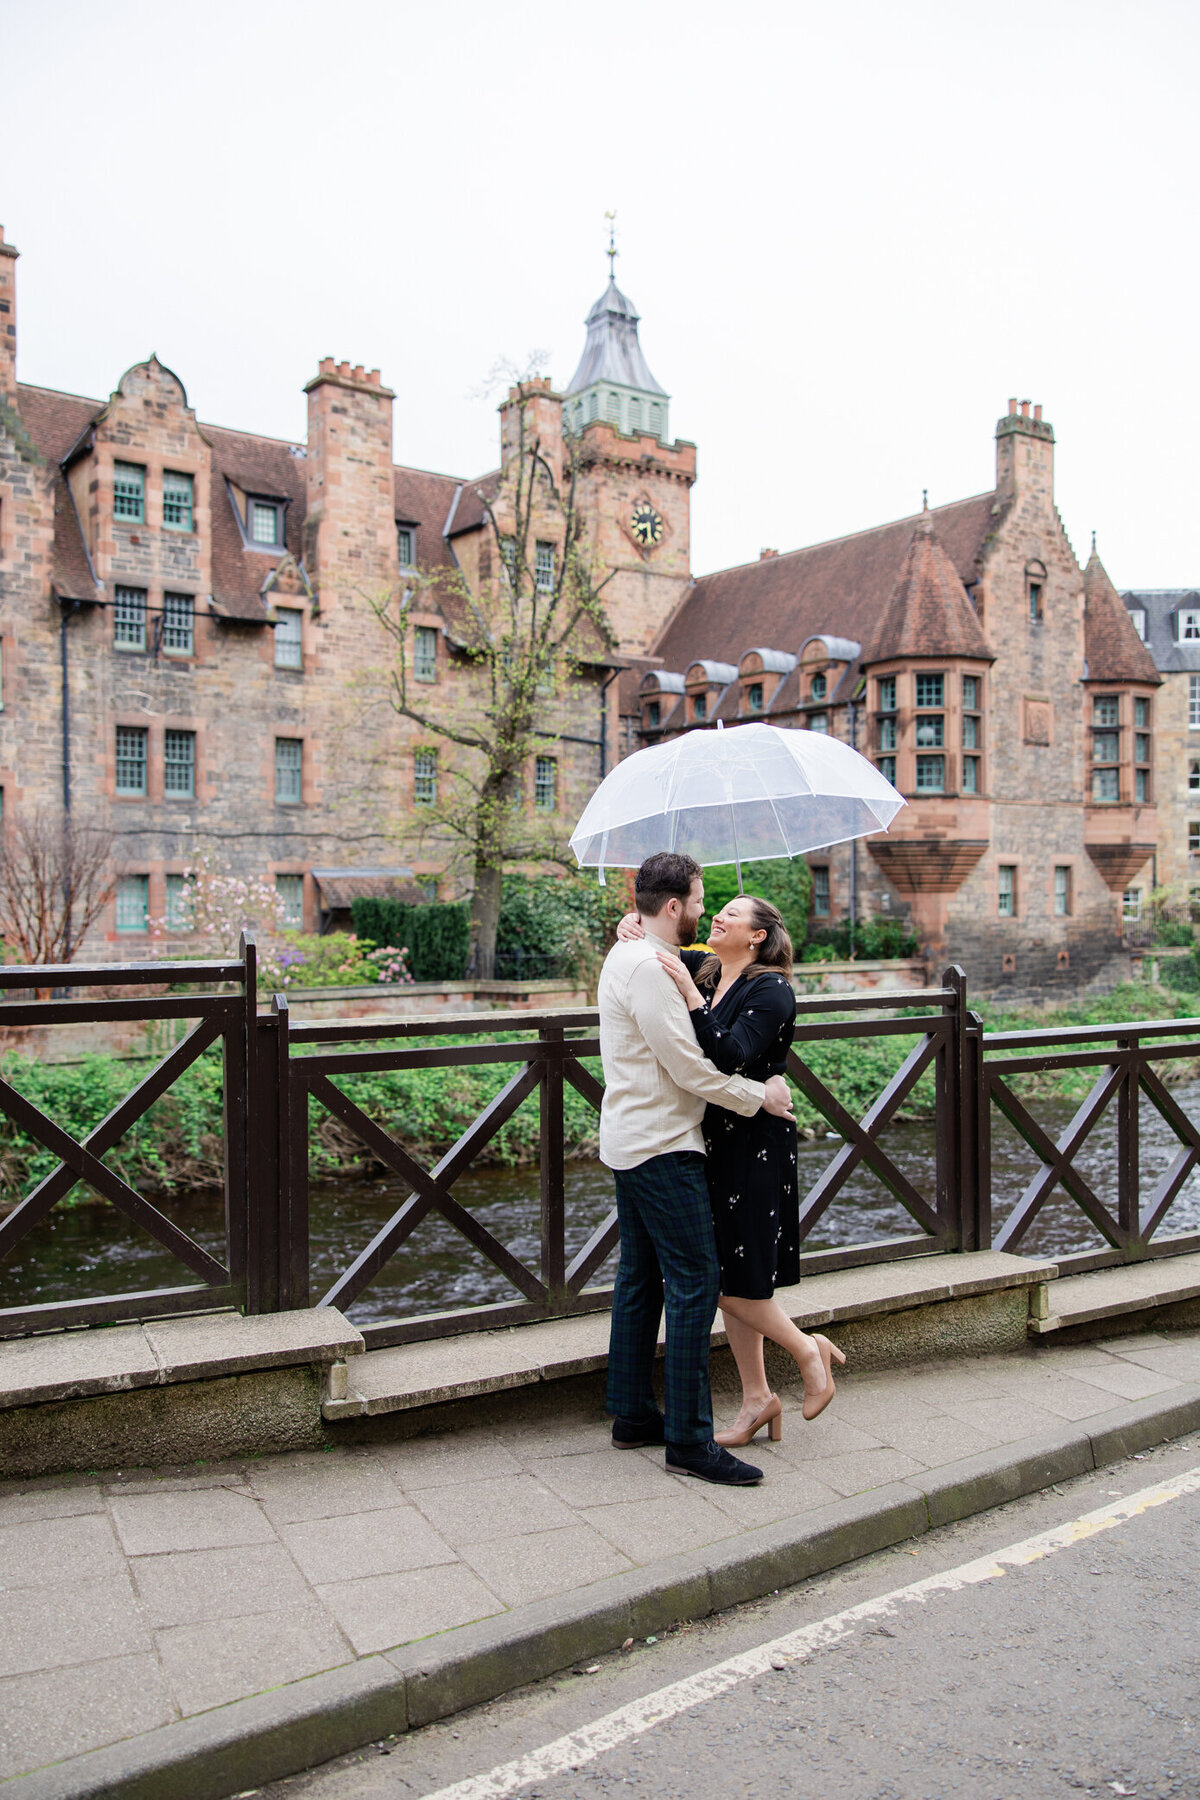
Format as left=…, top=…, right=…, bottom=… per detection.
left=564, top=253, right=696, bottom=656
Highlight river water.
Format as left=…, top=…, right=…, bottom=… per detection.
left=3, top=1080, right=1199, bottom=1324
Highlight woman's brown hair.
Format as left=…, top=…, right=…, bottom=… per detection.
left=696, top=895, right=794, bottom=987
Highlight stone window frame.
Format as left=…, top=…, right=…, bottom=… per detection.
left=413, top=746, right=438, bottom=807
left=808, top=712, right=829, bottom=735
left=274, top=736, right=304, bottom=806
left=412, top=625, right=438, bottom=683
left=534, top=541, right=556, bottom=594
left=811, top=865, right=831, bottom=918
left=162, top=592, right=195, bottom=657
left=275, top=872, right=305, bottom=929
left=162, top=470, right=194, bottom=532
left=997, top=864, right=1018, bottom=918
left=396, top=523, right=417, bottom=569
left=1190, top=677, right=1200, bottom=732
left=534, top=756, right=558, bottom=811
left=247, top=496, right=287, bottom=551
left=1053, top=865, right=1073, bottom=918
left=274, top=608, right=303, bottom=671
left=115, top=724, right=149, bottom=797
left=114, top=585, right=148, bottom=653
left=163, top=729, right=196, bottom=800
left=1123, top=887, right=1142, bottom=923
left=113, top=461, right=145, bottom=523
left=115, top=873, right=150, bottom=934
left=1026, top=559, right=1047, bottom=625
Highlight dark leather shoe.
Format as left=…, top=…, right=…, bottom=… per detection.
left=665, top=1440, right=763, bottom=1485
left=611, top=1413, right=666, bottom=1449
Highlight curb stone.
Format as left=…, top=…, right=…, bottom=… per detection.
left=13, top=1382, right=1200, bottom=1800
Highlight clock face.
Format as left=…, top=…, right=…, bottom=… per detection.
left=630, top=502, right=664, bottom=549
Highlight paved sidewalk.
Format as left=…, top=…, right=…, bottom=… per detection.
left=5, top=1327, right=1200, bottom=1793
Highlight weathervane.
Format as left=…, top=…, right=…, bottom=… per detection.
left=604, top=210, right=618, bottom=279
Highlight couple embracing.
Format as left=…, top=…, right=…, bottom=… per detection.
left=598, top=851, right=844, bottom=1487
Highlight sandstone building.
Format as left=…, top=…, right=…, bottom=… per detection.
left=0, top=222, right=1175, bottom=989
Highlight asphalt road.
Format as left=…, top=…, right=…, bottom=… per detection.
left=259, top=1434, right=1200, bottom=1800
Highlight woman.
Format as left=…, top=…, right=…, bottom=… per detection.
left=617, top=895, right=844, bottom=1443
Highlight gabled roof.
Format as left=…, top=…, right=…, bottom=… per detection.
left=204, top=423, right=307, bottom=622
left=16, top=384, right=103, bottom=603
left=564, top=278, right=667, bottom=398
left=865, top=511, right=991, bottom=664
left=656, top=492, right=999, bottom=671
left=1084, top=545, right=1160, bottom=684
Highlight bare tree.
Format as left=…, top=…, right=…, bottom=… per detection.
left=0, top=813, right=115, bottom=966
left=370, top=379, right=615, bottom=974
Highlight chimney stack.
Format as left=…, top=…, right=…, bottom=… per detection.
left=759, top=548, right=779, bottom=560
left=0, top=227, right=18, bottom=405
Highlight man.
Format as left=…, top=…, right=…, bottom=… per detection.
left=598, top=851, right=795, bottom=1486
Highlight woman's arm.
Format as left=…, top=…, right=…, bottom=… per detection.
left=689, top=974, right=794, bottom=1075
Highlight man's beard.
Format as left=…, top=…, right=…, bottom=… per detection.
left=678, top=915, right=699, bottom=947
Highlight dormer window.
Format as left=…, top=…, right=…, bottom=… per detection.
left=1026, top=560, right=1047, bottom=624
left=810, top=672, right=827, bottom=701
left=397, top=525, right=416, bottom=567
left=1129, top=608, right=1147, bottom=640
left=647, top=700, right=660, bottom=729
left=747, top=682, right=764, bottom=713
left=693, top=693, right=707, bottom=722
left=248, top=498, right=285, bottom=548
left=1178, top=610, right=1200, bottom=643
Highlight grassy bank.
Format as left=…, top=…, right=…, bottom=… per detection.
left=2, top=982, right=1198, bottom=1206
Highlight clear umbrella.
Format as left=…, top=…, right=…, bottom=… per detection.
left=569, top=721, right=905, bottom=888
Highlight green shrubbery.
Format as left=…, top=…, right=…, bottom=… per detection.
left=494, top=870, right=634, bottom=982
left=802, top=917, right=919, bottom=961
left=350, top=899, right=471, bottom=983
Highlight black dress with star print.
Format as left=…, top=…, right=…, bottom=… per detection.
left=680, top=955, right=800, bottom=1300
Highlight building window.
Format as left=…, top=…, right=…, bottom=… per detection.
left=1129, top=609, right=1147, bottom=640
left=998, top=865, right=1016, bottom=917
left=162, top=592, right=194, bottom=656
left=1123, top=888, right=1142, bottom=923
left=1093, top=695, right=1120, bottom=727
left=1134, top=697, right=1150, bottom=728
left=1190, top=823, right=1200, bottom=857
left=115, top=874, right=149, bottom=934
left=1029, top=582, right=1043, bottom=623
left=0, top=638, right=4, bottom=710
left=1093, top=768, right=1120, bottom=803
left=810, top=672, right=827, bottom=701
left=535, top=541, right=555, bottom=593
left=275, top=737, right=303, bottom=804
left=397, top=525, right=415, bottom=567
left=747, top=682, right=764, bottom=713
left=114, top=585, right=147, bottom=651
left=1178, top=610, right=1200, bottom=642
left=915, top=673, right=944, bottom=709
left=878, top=675, right=897, bottom=713
left=164, top=729, right=195, bottom=798
left=962, top=714, right=979, bottom=749
left=113, top=462, right=145, bottom=522
left=1135, top=769, right=1149, bottom=803
left=963, top=755, right=980, bottom=793
left=1134, top=733, right=1150, bottom=765
left=693, top=694, right=707, bottom=722
left=646, top=700, right=660, bottom=729
left=499, top=536, right=519, bottom=586
left=535, top=756, right=557, bottom=810
left=879, top=716, right=897, bottom=752
left=915, top=715, right=944, bottom=748
left=1093, top=730, right=1119, bottom=765
left=115, top=725, right=148, bottom=796
left=1190, top=759, right=1200, bottom=792
left=162, top=470, right=193, bottom=531
left=413, top=625, right=437, bottom=682
left=808, top=712, right=829, bottom=734
left=274, top=609, right=303, bottom=669
left=1054, top=866, right=1072, bottom=917
left=915, top=755, right=945, bottom=792
left=276, top=873, right=304, bottom=928
left=249, top=498, right=284, bottom=547
left=879, top=755, right=897, bottom=785
left=165, top=873, right=191, bottom=931
left=812, top=867, right=830, bottom=917
left=963, top=675, right=980, bottom=710
left=1191, top=677, right=1200, bottom=730
left=414, top=747, right=437, bottom=805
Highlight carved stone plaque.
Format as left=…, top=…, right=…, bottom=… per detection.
left=1023, top=698, right=1052, bottom=746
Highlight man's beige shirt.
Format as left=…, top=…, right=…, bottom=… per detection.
left=597, top=933, right=766, bottom=1171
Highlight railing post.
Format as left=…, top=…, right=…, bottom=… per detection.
left=276, top=992, right=310, bottom=1309
left=244, top=954, right=281, bottom=1314
left=940, top=965, right=969, bottom=1250
left=224, top=932, right=254, bottom=1310
left=1117, top=1032, right=1140, bottom=1253
left=540, top=1023, right=566, bottom=1307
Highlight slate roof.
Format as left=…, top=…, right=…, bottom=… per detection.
left=1082, top=548, right=1160, bottom=684
left=655, top=491, right=999, bottom=672
left=203, top=423, right=307, bottom=622
left=564, top=278, right=668, bottom=398
left=1120, top=587, right=1200, bottom=674
left=865, top=512, right=991, bottom=664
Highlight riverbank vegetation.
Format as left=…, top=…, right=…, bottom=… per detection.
left=1, top=980, right=1198, bottom=1206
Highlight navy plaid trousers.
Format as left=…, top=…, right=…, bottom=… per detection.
left=606, top=1150, right=720, bottom=1446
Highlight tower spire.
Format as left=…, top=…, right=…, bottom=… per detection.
left=604, top=210, right=618, bottom=281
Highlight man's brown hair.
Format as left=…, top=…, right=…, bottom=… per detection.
left=635, top=852, right=702, bottom=918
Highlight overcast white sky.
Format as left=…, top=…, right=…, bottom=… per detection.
left=5, top=0, right=1196, bottom=587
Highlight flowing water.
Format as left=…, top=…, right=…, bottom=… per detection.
left=3, top=1080, right=1199, bottom=1325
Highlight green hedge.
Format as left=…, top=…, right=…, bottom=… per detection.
left=805, top=917, right=919, bottom=960
left=351, top=899, right=470, bottom=982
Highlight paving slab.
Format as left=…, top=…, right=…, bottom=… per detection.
left=7, top=1325, right=1200, bottom=1799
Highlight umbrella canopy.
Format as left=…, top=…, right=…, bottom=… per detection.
left=569, top=721, right=905, bottom=884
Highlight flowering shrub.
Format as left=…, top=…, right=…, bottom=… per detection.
left=364, top=945, right=414, bottom=985
left=256, top=932, right=371, bottom=993
left=149, top=853, right=290, bottom=955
